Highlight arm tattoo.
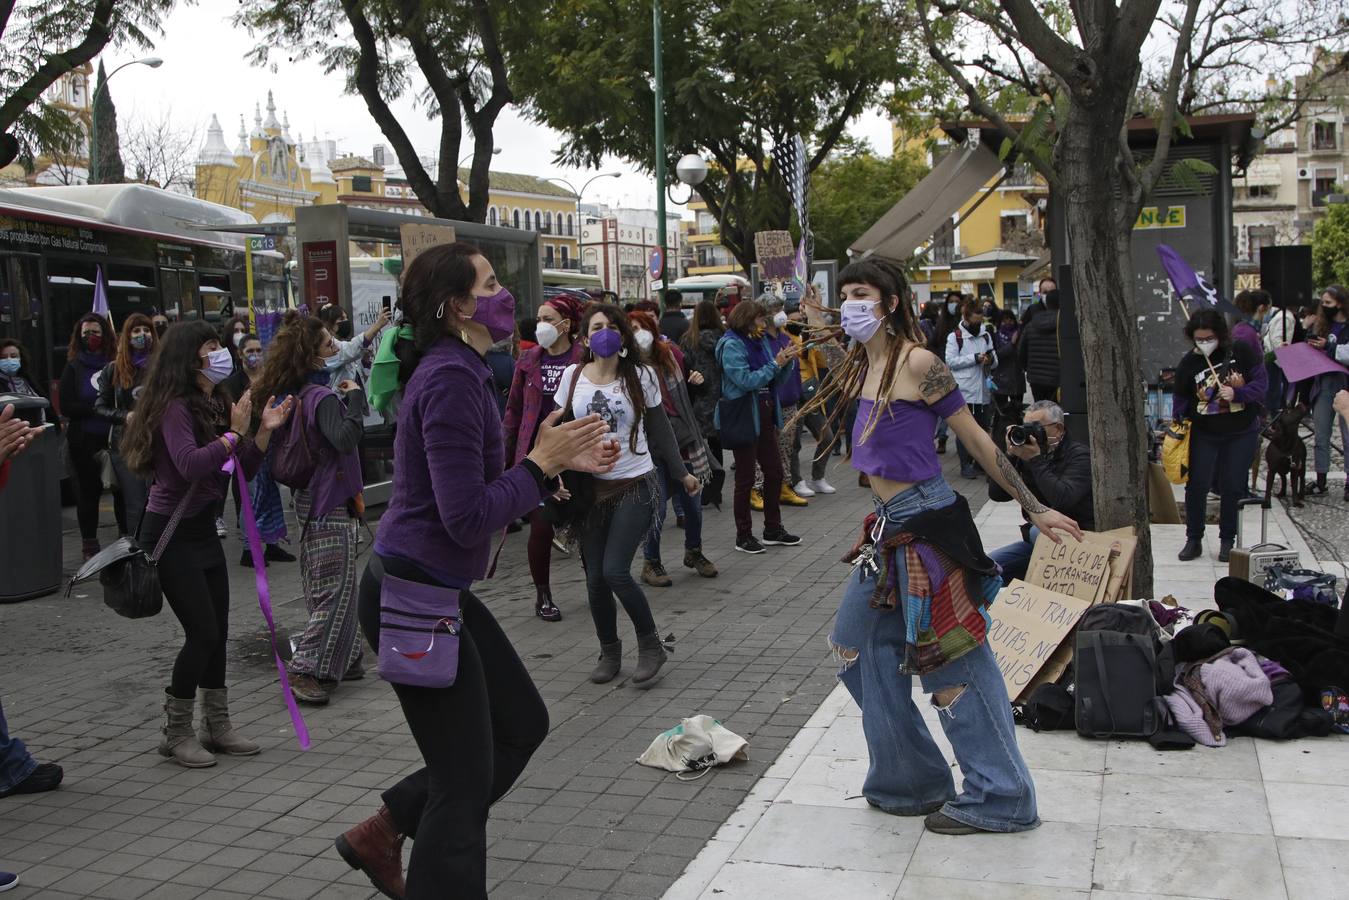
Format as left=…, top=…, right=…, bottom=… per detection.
left=994, top=448, right=1049, bottom=515
left=918, top=357, right=957, bottom=400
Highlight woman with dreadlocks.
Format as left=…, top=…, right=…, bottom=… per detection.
left=795, top=258, right=1081, bottom=836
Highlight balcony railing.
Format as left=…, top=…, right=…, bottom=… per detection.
left=619, top=264, right=645, bottom=278
left=1311, top=136, right=1339, bottom=151
left=580, top=264, right=598, bottom=275
left=929, top=244, right=967, bottom=267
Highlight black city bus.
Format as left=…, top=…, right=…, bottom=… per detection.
left=0, top=183, right=285, bottom=393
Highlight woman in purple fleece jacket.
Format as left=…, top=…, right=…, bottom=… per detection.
left=339, top=242, right=616, bottom=900
left=120, top=321, right=294, bottom=768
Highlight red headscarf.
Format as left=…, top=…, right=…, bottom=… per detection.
left=543, top=293, right=589, bottom=339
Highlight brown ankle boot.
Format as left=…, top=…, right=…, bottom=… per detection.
left=336, top=805, right=406, bottom=899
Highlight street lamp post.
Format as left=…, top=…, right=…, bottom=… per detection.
left=88, top=57, right=163, bottom=183
left=653, top=0, right=668, bottom=303
left=546, top=172, right=620, bottom=273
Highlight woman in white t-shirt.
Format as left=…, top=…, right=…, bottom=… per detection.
left=560, top=304, right=699, bottom=688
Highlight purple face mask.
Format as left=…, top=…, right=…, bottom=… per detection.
left=471, top=287, right=516, bottom=343
left=589, top=328, right=623, bottom=358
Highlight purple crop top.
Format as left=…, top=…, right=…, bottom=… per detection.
left=851, top=389, right=966, bottom=483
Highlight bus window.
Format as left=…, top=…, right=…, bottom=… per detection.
left=105, top=263, right=157, bottom=324
left=199, top=273, right=232, bottom=322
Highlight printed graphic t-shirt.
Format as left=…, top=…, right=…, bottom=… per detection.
left=559, top=363, right=662, bottom=481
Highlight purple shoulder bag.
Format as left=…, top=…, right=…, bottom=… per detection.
left=377, top=573, right=462, bottom=688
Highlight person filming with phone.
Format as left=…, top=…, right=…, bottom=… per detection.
left=986, top=400, right=1095, bottom=583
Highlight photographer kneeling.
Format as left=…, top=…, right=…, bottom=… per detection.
left=988, top=400, right=1095, bottom=583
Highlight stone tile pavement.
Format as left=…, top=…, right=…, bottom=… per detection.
left=0, top=447, right=990, bottom=899
left=662, top=494, right=1349, bottom=900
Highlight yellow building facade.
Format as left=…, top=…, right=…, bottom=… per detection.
left=898, top=128, right=1046, bottom=309
left=194, top=92, right=334, bottom=224
left=684, top=198, right=742, bottom=276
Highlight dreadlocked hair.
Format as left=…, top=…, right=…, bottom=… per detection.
left=790, top=258, right=923, bottom=455
left=580, top=303, right=647, bottom=455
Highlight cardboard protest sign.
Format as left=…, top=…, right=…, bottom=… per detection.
left=987, top=580, right=1093, bottom=701
left=399, top=222, right=457, bottom=270
left=754, top=230, right=796, bottom=280
left=1024, top=533, right=1113, bottom=602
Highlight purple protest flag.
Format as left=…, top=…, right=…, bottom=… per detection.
left=92, top=264, right=112, bottom=327
left=1275, top=342, right=1349, bottom=384
left=1156, top=244, right=1240, bottom=316
left=789, top=237, right=808, bottom=294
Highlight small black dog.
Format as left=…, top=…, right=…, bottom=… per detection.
left=1262, top=404, right=1308, bottom=507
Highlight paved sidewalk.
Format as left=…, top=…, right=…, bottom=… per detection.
left=0, top=448, right=988, bottom=899
left=662, top=497, right=1349, bottom=900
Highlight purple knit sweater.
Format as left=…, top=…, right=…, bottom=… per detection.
left=375, top=337, right=549, bottom=586
left=147, top=398, right=262, bottom=517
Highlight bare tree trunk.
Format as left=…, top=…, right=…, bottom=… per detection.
left=1058, top=106, right=1155, bottom=597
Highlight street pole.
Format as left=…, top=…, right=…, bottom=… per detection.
left=652, top=0, right=668, bottom=306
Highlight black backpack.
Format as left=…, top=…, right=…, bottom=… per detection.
left=1074, top=604, right=1174, bottom=739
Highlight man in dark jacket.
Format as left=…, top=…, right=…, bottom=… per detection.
left=987, top=400, right=1095, bottom=583
left=659, top=291, right=689, bottom=345
left=1018, top=277, right=1061, bottom=401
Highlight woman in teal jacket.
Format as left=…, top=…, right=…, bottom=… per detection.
left=715, top=299, right=802, bottom=554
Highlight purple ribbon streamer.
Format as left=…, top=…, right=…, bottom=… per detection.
left=225, top=456, right=312, bottom=750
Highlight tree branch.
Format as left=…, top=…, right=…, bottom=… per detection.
left=809, top=80, right=870, bottom=170
left=998, top=0, right=1087, bottom=85
left=0, top=0, right=18, bottom=43
left=0, top=0, right=115, bottom=134
left=339, top=0, right=458, bottom=219
left=1138, top=0, right=1201, bottom=199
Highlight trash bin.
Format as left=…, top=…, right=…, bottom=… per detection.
left=0, top=394, right=62, bottom=602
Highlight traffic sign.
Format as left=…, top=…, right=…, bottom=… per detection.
left=650, top=279, right=664, bottom=291
left=648, top=247, right=664, bottom=279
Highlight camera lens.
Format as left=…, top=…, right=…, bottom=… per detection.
left=1008, top=425, right=1027, bottom=446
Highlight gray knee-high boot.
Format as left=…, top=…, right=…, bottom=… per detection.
left=159, top=691, right=216, bottom=768
left=196, top=688, right=260, bottom=756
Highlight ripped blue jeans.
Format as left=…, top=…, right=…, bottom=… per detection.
left=830, top=476, right=1038, bottom=832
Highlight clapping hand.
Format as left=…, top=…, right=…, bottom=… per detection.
left=0, top=404, right=34, bottom=465
left=530, top=411, right=620, bottom=477
left=259, top=395, right=295, bottom=434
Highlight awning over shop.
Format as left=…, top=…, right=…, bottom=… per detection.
left=954, top=268, right=997, bottom=281
left=848, top=141, right=1003, bottom=261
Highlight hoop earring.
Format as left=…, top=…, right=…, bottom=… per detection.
left=619, top=347, right=628, bottom=358
left=435, top=300, right=445, bottom=320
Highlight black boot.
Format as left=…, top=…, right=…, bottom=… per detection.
left=589, top=641, right=622, bottom=684
left=1218, top=539, right=1234, bottom=563
left=265, top=543, right=296, bottom=563
left=535, top=586, right=561, bottom=622
left=1311, top=473, right=1329, bottom=495
left=1178, top=539, right=1203, bottom=561
left=632, top=632, right=668, bottom=687
left=240, top=548, right=269, bottom=568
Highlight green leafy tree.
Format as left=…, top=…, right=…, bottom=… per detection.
left=1313, top=199, right=1349, bottom=288
left=508, top=0, right=935, bottom=272
left=0, top=0, right=172, bottom=170
left=238, top=0, right=536, bottom=222
left=90, top=60, right=125, bottom=183
left=913, top=0, right=1347, bottom=596
left=809, top=140, right=928, bottom=263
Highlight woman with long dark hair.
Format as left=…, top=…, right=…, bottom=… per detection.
left=682, top=299, right=727, bottom=507
left=794, top=258, right=1079, bottom=835
left=1307, top=285, right=1349, bottom=500
left=96, top=313, right=157, bottom=536
left=630, top=310, right=718, bottom=586
left=60, top=313, right=120, bottom=558
left=716, top=299, right=802, bottom=555
left=121, top=321, right=293, bottom=767
left=502, top=293, right=589, bottom=621
left=250, top=313, right=367, bottom=705
left=562, top=304, right=697, bottom=685
left=223, top=333, right=293, bottom=567
left=1173, top=308, right=1268, bottom=560
left=338, top=243, right=616, bottom=900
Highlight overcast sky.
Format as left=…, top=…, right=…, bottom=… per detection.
left=105, top=4, right=894, bottom=216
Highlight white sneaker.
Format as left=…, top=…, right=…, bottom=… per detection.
left=792, top=480, right=816, bottom=498
left=809, top=479, right=837, bottom=495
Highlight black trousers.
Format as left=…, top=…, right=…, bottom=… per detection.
left=1030, top=383, right=1058, bottom=402
left=143, top=509, right=230, bottom=698
left=67, top=430, right=125, bottom=540
left=358, top=555, right=549, bottom=900
left=1185, top=427, right=1260, bottom=542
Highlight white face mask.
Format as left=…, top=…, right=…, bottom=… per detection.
left=634, top=329, right=655, bottom=352
left=1195, top=339, right=1219, bottom=357
left=772, top=311, right=788, bottom=328
left=534, top=322, right=560, bottom=348
left=232, top=331, right=246, bottom=348
left=947, top=302, right=959, bottom=315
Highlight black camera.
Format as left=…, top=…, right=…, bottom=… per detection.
left=1008, top=421, right=1048, bottom=448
